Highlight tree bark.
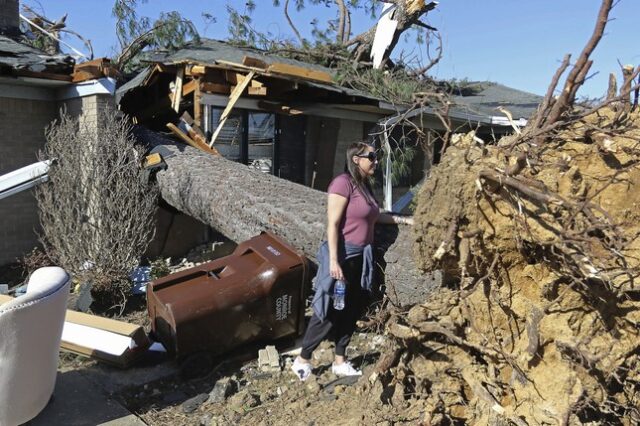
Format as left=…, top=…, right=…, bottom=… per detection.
left=135, top=127, right=438, bottom=307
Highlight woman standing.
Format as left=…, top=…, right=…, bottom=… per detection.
left=292, top=142, right=414, bottom=380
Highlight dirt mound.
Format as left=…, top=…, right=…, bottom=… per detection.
left=385, top=111, right=640, bottom=425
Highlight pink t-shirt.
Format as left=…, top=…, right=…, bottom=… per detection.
left=327, top=173, right=379, bottom=246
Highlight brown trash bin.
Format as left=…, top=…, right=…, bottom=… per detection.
left=147, top=232, right=309, bottom=358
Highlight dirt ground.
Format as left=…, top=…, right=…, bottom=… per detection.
left=52, top=240, right=410, bottom=426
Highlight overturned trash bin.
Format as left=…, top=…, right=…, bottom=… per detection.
left=147, top=232, right=309, bottom=359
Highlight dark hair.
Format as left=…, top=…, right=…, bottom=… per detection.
left=344, top=142, right=376, bottom=205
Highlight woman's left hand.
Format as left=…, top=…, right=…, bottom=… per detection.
left=396, top=216, right=414, bottom=226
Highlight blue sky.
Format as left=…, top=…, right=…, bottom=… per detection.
left=26, top=1, right=639, bottom=98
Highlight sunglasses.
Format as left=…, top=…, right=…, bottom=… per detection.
left=355, top=151, right=379, bottom=162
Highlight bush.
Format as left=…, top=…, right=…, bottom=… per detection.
left=35, top=107, right=158, bottom=305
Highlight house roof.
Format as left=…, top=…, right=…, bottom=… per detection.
left=451, top=82, right=542, bottom=120
left=149, top=39, right=333, bottom=75
left=116, top=38, right=385, bottom=105
left=0, top=35, right=74, bottom=74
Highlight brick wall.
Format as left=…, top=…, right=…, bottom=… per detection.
left=62, top=94, right=115, bottom=134
left=0, top=0, right=19, bottom=31
left=0, top=93, right=115, bottom=266
left=0, top=96, right=57, bottom=265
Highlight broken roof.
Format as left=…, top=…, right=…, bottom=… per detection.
left=146, top=39, right=332, bottom=75
left=0, top=35, right=74, bottom=74
left=451, top=82, right=542, bottom=120
left=116, top=38, right=386, bottom=106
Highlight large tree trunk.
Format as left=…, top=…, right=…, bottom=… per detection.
left=135, top=127, right=439, bottom=306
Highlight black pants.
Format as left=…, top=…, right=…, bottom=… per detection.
left=301, top=256, right=365, bottom=359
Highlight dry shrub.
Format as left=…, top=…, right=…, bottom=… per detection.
left=20, top=247, right=56, bottom=276
left=35, top=107, right=157, bottom=305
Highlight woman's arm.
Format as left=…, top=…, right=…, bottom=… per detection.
left=327, top=193, right=349, bottom=281
left=377, top=211, right=414, bottom=226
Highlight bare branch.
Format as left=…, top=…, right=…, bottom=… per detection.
left=284, top=0, right=304, bottom=46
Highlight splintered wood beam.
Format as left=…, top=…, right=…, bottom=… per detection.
left=266, top=62, right=333, bottom=83
left=200, top=82, right=231, bottom=94
left=187, top=65, right=206, bottom=76
left=171, top=67, right=184, bottom=113
left=247, top=86, right=267, bottom=96
left=182, top=79, right=197, bottom=97
left=167, top=123, right=220, bottom=156
left=209, top=70, right=255, bottom=147
left=242, top=55, right=268, bottom=69
left=193, top=77, right=202, bottom=125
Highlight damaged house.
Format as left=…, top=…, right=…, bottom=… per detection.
left=1, top=13, right=541, bottom=267
left=118, top=38, right=542, bottom=220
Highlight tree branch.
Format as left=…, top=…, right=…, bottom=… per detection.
left=284, top=0, right=304, bottom=46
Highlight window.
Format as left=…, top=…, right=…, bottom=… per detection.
left=206, top=108, right=275, bottom=175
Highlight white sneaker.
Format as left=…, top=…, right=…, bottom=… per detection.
left=331, top=361, right=362, bottom=377
left=291, top=358, right=312, bottom=381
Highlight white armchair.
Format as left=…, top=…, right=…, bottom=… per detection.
left=0, top=267, right=70, bottom=426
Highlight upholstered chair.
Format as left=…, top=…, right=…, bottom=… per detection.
left=0, top=267, right=70, bottom=426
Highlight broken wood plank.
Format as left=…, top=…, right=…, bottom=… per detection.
left=247, top=86, right=267, bottom=96
left=266, top=63, right=333, bottom=83
left=193, top=78, right=203, bottom=126
left=209, top=70, right=256, bottom=147
left=178, top=120, right=220, bottom=156
left=187, top=65, right=206, bottom=76
left=72, top=69, right=101, bottom=83
left=216, top=59, right=264, bottom=73
left=172, top=67, right=184, bottom=113
left=181, top=112, right=206, bottom=139
left=200, top=82, right=231, bottom=95
left=167, top=123, right=220, bottom=156
left=182, top=79, right=197, bottom=97
left=242, top=55, right=268, bottom=70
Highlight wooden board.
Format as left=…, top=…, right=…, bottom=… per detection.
left=171, top=67, right=184, bottom=113
left=167, top=123, right=220, bottom=156
left=182, top=79, right=197, bottom=97
left=200, top=82, right=231, bottom=95
left=193, top=78, right=203, bottom=126
left=266, top=62, right=333, bottom=83
left=209, top=70, right=256, bottom=147
left=242, top=55, right=268, bottom=70
left=187, top=65, right=206, bottom=76
left=247, top=86, right=267, bottom=96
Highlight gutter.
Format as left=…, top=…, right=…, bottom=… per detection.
left=0, top=160, right=52, bottom=201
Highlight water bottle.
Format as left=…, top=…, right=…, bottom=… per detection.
left=333, top=280, right=346, bottom=310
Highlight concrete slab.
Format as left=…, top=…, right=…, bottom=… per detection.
left=31, top=370, right=145, bottom=426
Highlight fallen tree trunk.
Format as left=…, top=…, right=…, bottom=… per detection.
left=135, top=127, right=438, bottom=306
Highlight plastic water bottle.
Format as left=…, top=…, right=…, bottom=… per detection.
left=333, top=280, right=346, bottom=310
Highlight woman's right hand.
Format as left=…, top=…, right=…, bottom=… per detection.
left=330, top=259, right=345, bottom=281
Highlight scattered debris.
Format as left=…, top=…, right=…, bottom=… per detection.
left=257, top=345, right=280, bottom=372
left=208, top=377, right=237, bottom=404
left=181, top=393, right=208, bottom=414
